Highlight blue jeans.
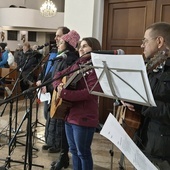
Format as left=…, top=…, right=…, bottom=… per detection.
left=65, top=122, right=95, bottom=170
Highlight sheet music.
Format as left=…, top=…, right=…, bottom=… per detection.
left=91, top=54, right=156, bottom=106
left=100, top=113, right=158, bottom=170
left=37, top=90, right=51, bottom=104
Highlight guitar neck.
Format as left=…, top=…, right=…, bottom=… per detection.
left=63, top=65, right=92, bottom=89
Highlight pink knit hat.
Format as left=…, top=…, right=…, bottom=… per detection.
left=61, top=30, right=80, bottom=48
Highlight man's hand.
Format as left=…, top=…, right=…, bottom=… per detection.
left=121, top=101, right=135, bottom=111
left=36, top=80, right=42, bottom=86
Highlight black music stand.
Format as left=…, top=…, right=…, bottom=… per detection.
left=83, top=53, right=156, bottom=170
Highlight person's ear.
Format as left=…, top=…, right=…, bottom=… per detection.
left=157, top=36, right=165, bottom=49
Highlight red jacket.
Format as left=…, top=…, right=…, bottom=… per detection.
left=53, top=56, right=102, bottom=127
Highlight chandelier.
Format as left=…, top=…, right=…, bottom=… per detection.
left=40, top=0, right=57, bottom=17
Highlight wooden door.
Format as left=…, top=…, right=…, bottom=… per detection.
left=155, top=0, right=170, bottom=22
left=102, top=0, right=155, bottom=53
left=99, top=0, right=170, bottom=124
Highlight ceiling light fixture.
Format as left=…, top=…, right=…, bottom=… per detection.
left=40, top=0, right=57, bottom=17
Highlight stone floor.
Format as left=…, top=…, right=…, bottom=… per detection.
left=0, top=97, right=134, bottom=170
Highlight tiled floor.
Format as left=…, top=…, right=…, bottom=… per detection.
left=0, top=97, right=134, bottom=170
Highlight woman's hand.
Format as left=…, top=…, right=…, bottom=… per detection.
left=57, top=83, right=64, bottom=97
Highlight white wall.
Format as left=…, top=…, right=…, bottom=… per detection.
left=93, top=0, right=104, bottom=45
left=0, top=0, right=104, bottom=50
left=64, top=0, right=104, bottom=44
left=64, top=0, right=94, bottom=38
left=0, top=8, right=64, bottom=31
left=0, top=0, right=65, bottom=51
left=4, top=31, right=47, bottom=52
left=0, top=8, right=64, bottom=51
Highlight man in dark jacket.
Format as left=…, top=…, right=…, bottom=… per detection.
left=19, top=42, right=39, bottom=91
left=124, top=22, right=170, bottom=170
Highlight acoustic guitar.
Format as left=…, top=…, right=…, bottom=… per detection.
left=50, top=65, right=92, bottom=119
left=116, top=105, right=141, bottom=139
left=50, top=76, right=67, bottom=119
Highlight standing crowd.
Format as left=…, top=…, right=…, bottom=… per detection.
left=7, top=21, right=170, bottom=170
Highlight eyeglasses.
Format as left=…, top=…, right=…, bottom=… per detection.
left=142, top=37, right=158, bottom=45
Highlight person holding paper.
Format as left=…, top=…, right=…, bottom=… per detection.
left=36, top=27, right=79, bottom=156
left=123, top=22, right=170, bottom=169
left=52, top=37, right=102, bottom=170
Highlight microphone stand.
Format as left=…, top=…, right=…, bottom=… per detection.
left=31, top=53, right=51, bottom=129
left=0, top=66, right=19, bottom=117
left=15, top=53, right=48, bottom=144
left=0, top=91, right=44, bottom=170
left=0, top=53, right=47, bottom=169
left=0, top=63, right=26, bottom=151
left=0, top=62, right=28, bottom=149
left=0, top=63, right=88, bottom=169
left=0, top=60, right=29, bottom=117
left=28, top=53, right=53, bottom=143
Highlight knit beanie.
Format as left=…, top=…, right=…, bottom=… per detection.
left=61, top=30, right=80, bottom=49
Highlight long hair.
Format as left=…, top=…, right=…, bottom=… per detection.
left=81, top=37, right=101, bottom=51
left=65, top=42, right=76, bottom=52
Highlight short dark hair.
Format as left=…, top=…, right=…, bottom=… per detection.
left=81, top=37, right=101, bottom=51
left=147, top=22, right=170, bottom=48
left=57, top=26, right=70, bottom=35
left=0, top=43, right=7, bottom=50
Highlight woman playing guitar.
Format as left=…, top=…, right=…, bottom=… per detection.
left=52, top=37, right=102, bottom=170
left=49, top=30, right=80, bottom=170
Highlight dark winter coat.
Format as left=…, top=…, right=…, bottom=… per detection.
left=138, top=58, right=170, bottom=167
left=53, top=55, right=102, bottom=128
left=43, top=51, right=79, bottom=147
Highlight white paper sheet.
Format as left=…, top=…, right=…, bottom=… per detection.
left=100, top=113, right=158, bottom=170
left=91, top=54, right=156, bottom=107
left=37, top=90, right=51, bottom=104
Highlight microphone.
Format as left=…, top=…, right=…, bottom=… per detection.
left=49, top=53, right=67, bottom=62
left=50, top=44, right=57, bottom=47
left=37, top=43, right=49, bottom=50
left=49, top=50, right=69, bottom=62
left=92, top=49, right=125, bottom=55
